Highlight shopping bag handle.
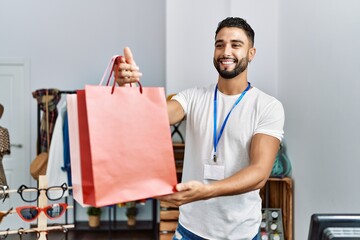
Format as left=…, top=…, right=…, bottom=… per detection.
left=99, top=55, right=143, bottom=95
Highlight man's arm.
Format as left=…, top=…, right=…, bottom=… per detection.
left=158, top=133, right=280, bottom=206
left=167, top=99, right=185, bottom=125
left=209, top=133, right=280, bottom=196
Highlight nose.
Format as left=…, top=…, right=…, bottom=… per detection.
left=223, top=44, right=232, bottom=56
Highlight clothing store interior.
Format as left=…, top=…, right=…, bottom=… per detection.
left=1, top=1, right=360, bottom=240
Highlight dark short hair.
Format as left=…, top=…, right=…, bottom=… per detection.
left=215, top=17, right=255, bottom=47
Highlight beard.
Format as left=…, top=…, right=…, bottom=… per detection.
left=213, top=56, right=249, bottom=79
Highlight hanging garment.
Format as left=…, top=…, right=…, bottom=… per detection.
left=0, top=157, right=8, bottom=200
left=0, top=126, right=10, bottom=200
left=32, top=89, right=61, bottom=153
left=46, top=99, right=69, bottom=198
left=61, top=111, right=72, bottom=193
left=0, top=126, right=10, bottom=157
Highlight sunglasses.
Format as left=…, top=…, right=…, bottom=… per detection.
left=15, top=203, right=68, bottom=222
left=17, top=183, right=68, bottom=202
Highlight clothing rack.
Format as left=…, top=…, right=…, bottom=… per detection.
left=34, top=89, right=77, bottom=239
left=59, top=91, right=77, bottom=94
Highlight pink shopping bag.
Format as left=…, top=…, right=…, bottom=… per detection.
left=77, top=55, right=178, bottom=207
left=66, top=94, right=88, bottom=207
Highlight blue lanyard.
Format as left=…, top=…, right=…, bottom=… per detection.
left=213, top=82, right=251, bottom=162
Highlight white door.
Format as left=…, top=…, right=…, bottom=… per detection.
left=0, top=59, right=31, bottom=229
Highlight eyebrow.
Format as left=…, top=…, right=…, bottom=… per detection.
left=215, top=39, right=245, bottom=45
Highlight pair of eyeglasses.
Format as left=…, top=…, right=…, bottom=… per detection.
left=16, top=203, right=68, bottom=222
left=17, top=183, right=68, bottom=202
left=0, top=185, right=9, bottom=203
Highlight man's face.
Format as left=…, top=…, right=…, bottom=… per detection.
left=213, top=27, right=254, bottom=79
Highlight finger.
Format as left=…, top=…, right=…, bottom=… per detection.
left=118, top=63, right=139, bottom=71
left=119, top=71, right=142, bottom=80
left=124, top=47, right=137, bottom=65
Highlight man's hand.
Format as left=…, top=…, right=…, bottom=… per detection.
left=157, top=181, right=212, bottom=207
left=115, top=47, right=142, bottom=86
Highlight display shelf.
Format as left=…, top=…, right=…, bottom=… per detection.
left=260, top=177, right=294, bottom=240
left=73, top=198, right=158, bottom=239
left=74, top=220, right=154, bottom=231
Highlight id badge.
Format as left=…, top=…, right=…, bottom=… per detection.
left=204, top=163, right=225, bottom=180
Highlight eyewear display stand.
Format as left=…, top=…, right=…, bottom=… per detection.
left=37, top=175, right=74, bottom=239
left=0, top=175, right=74, bottom=239
left=37, top=175, right=49, bottom=240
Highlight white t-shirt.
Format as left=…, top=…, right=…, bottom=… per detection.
left=172, top=84, right=284, bottom=240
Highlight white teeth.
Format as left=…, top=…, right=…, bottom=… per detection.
left=222, top=61, right=234, bottom=65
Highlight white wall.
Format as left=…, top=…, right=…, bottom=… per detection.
left=166, top=0, right=227, bottom=94
left=278, top=1, right=360, bottom=239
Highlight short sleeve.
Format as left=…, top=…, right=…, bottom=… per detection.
left=171, top=88, right=194, bottom=116
left=254, top=100, right=285, bottom=141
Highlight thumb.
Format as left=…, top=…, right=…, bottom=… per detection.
left=175, top=183, right=185, bottom=192
left=175, top=182, right=191, bottom=192
left=124, top=47, right=137, bottom=65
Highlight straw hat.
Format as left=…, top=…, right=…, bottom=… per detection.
left=30, top=152, right=48, bottom=180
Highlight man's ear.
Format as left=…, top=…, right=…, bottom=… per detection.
left=248, top=47, right=256, bottom=63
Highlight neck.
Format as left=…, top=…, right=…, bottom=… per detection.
left=217, top=74, right=249, bottom=95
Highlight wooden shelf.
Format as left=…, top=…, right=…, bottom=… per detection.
left=173, top=143, right=185, bottom=183
left=260, top=177, right=294, bottom=240
left=159, top=144, right=184, bottom=239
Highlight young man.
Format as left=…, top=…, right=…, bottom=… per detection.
left=117, top=17, right=284, bottom=240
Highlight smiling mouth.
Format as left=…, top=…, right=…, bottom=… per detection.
left=219, top=58, right=237, bottom=68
